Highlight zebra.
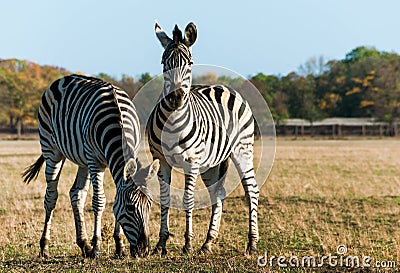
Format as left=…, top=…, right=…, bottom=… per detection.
left=22, top=74, right=160, bottom=258
left=147, top=22, right=259, bottom=255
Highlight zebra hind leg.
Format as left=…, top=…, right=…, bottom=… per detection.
left=40, top=157, right=65, bottom=258
left=199, top=159, right=229, bottom=254
left=87, top=163, right=106, bottom=258
left=231, top=145, right=259, bottom=255
left=69, top=166, right=92, bottom=258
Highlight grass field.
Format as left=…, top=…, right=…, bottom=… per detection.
left=0, top=139, right=399, bottom=272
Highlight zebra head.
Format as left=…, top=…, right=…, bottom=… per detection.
left=155, top=21, right=197, bottom=110
left=114, top=158, right=160, bottom=257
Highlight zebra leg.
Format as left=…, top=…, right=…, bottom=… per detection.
left=40, top=157, right=65, bottom=258
left=88, top=164, right=106, bottom=258
left=231, top=144, right=259, bottom=255
left=113, top=221, right=126, bottom=257
left=182, top=168, right=199, bottom=254
left=153, top=161, right=172, bottom=256
left=199, top=159, right=229, bottom=253
left=69, top=166, right=92, bottom=257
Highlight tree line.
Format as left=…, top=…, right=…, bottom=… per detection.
left=1, top=46, right=399, bottom=137
left=251, top=46, right=400, bottom=130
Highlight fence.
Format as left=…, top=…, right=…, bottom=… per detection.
left=1, top=118, right=399, bottom=139
left=276, top=118, right=400, bottom=137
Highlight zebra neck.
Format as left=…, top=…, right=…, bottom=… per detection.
left=108, top=157, right=126, bottom=187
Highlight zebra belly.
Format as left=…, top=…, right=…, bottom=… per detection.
left=50, top=122, right=105, bottom=168
left=51, top=131, right=89, bottom=167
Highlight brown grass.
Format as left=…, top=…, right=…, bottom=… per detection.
left=0, top=139, right=399, bottom=272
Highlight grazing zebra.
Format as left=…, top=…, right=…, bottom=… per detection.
left=147, top=22, right=259, bottom=255
left=22, top=74, right=160, bottom=258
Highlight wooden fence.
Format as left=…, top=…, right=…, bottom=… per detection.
left=275, top=118, right=400, bottom=137
left=1, top=118, right=399, bottom=139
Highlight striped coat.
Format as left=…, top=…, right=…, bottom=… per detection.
left=149, top=22, right=259, bottom=255
left=23, top=74, right=159, bottom=258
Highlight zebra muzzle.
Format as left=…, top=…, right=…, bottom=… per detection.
left=130, top=239, right=150, bottom=258
left=166, top=88, right=185, bottom=109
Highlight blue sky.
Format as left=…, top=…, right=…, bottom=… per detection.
left=1, top=0, right=399, bottom=79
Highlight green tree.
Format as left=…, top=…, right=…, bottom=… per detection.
left=139, top=73, right=152, bottom=85
left=343, top=46, right=381, bottom=64
left=250, top=73, right=287, bottom=123
left=367, top=55, right=400, bottom=134
left=283, top=72, right=323, bottom=126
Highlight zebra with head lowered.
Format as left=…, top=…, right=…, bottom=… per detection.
left=22, top=74, right=160, bottom=258
left=147, top=22, right=259, bottom=255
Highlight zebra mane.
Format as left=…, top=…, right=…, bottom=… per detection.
left=112, top=88, right=124, bottom=128
left=111, top=88, right=138, bottom=165
left=173, top=24, right=183, bottom=44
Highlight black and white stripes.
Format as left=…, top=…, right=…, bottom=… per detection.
left=23, top=74, right=159, bottom=258
left=148, top=22, right=259, bottom=255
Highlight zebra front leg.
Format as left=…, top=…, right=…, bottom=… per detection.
left=88, top=166, right=106, bottom=258
left=200, top=160, right=229, bottom=253
left=182, top=170, right=199, bottom=254
left=40, top=158, right=65, bottom=258
left=69, top=166, right=92, bottom=257
left=153, top=162, right=171, bottom=256
left=113, top=222, right=126, bottom=257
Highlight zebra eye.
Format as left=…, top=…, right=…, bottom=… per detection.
left=126, top=204, right=135, bottom=213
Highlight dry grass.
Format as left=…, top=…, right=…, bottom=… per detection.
left=0, top=139, right=400, bottom=272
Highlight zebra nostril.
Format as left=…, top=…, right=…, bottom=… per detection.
left=174, top=88, right=184, bottom=98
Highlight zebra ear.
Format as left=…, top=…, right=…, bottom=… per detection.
left=155, top=20, right=172, bottom=49
left=184, top=22, right=197, bottom=47
left=123, top=158, right=137, bottom=182
left=147, top=159, right=160, bottom=179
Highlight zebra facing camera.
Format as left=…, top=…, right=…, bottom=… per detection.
left=130, top=64, right=276, bottom=210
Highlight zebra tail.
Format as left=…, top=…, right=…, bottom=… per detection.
left=22, top=155, right=45, bottom=184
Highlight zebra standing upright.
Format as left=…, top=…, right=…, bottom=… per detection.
left=147, top=22, right=259, bottom=255
left=22, top=74, right=159, bottom=258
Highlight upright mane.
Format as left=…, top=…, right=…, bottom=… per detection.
left=112, top=88, right=140, bottom=162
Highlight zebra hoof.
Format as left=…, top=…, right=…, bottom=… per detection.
left=89, top=249, right=101, bottom=258
left=198, top=243, right=212, bottom=254
left=114, top=247, right=127, bottom=259
left=182, top=244, right=193, bottom=254
left=113, top=235, right=127, bottom=258
left=90, top=247, right=102, bottom=258
left=39, top=248, right=50, bottom=259
left=82, top=245, right=92, bottom=258
left=77, top=239, right=92, bottom=258
left=39, top=238, right=50, bottom=258
left=245, top=244, right=258, bottom=256
left=89, top=243, right=102, bottom=258
left=152, top=246, right=167, bottom=256
left=88, top=236, right=102, bottom=258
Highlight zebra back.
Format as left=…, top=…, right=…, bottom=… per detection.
left=39, top=74, right=140, bottom=184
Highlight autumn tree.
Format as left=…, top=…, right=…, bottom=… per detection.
left=0, top=59, right=67, bottom=138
